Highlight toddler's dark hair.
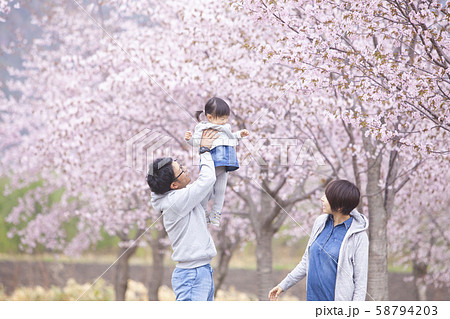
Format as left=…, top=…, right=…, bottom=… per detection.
left=195, top=97, right=231, bottom=122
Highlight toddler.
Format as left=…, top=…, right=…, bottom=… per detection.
left=185, top=97, right=249, bottom=226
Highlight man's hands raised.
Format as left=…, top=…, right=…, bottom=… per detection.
left=200, top=129, right=218, bottom=149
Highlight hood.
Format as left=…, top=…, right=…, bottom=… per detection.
left=150, top=190, right=174, bottom=213
left=349, top=208, right=369, bottom=233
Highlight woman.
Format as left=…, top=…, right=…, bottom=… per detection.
left=269, top=180, right=369, bottom=301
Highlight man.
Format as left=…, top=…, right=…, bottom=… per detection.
left=146, top=129, right=218, bottom=301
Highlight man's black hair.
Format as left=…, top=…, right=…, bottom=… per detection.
left=147, top=157, right=175, bottom=195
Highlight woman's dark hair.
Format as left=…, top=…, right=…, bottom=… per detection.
left=147, top=157, right=175, bottom=195
left=325, top=180, right=360, bottom=215
left=195, top=97, right=231, bottom=122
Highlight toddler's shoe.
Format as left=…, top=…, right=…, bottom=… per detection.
left=209, top=211, right=221, bottom=226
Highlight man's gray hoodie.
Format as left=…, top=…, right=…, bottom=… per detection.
left=278, top=209, right=369, bottom=301
left=150, top=152, right=217, bottom=269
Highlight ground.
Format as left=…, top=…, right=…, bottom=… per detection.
left=0, top=260, right=448, bottom=300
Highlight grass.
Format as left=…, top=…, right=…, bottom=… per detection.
left=388, top=260, right=413, bottom=273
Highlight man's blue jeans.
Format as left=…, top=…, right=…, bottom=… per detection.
left=171, top=264, right=214, bottom=301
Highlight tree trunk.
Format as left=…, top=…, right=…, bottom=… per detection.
left=364, top=136, right=389, bottom=301
left=114, top=244, right=138, bottom=301
left=255, top=228, right=273, bottom=301
left=114, top=229, right=144, bottom=301
left=413, top=260, right=428, bottom=301
left=237, top=171, right=318, bottom=301
left=213, top=217, right=242, bottom=297
left=148, top=243, right=165, bottom=300
left=366, top=195, right=389, bottom=301
left=148, top=227, right=167, bottom=301
left=214, top=245, right=234, bottom=297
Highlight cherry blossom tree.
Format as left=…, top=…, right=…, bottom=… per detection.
left=0, top=0, right=16, bottom=17
left=178, top=1, right=345, bottom=300
left=211, top=210, right=252, bottom=297
left=3, top=0, right=175, bottom=300
left=236, top=0, right=449, bottom=300
left=238, top=0, right=449, bottom=150
left=388, top=157, right=450, bottom=300
left=1, top=0, right=254, bottom=300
